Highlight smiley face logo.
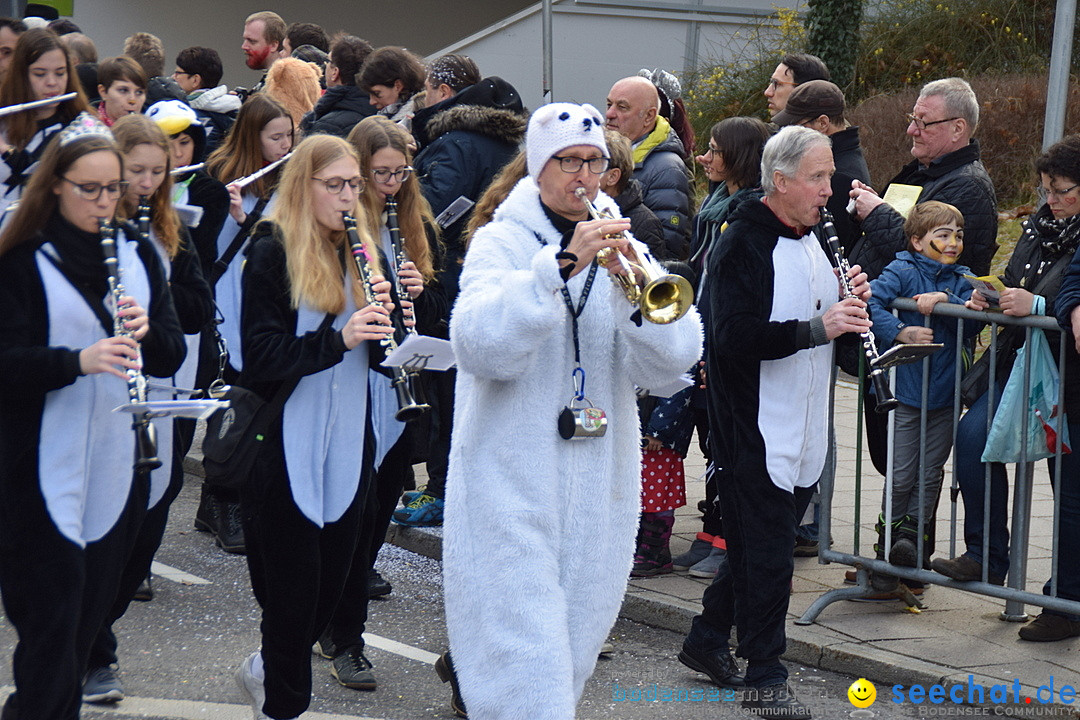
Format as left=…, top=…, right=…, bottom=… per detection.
left=848, top=678, right=876, bottom=708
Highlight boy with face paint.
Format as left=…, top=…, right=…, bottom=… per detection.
left=864, top=201, right=983, bottom=590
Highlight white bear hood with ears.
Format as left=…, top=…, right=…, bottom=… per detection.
left=526, top=102, right=609, bottom=181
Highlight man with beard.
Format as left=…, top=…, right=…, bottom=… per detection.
left=241, top=11, right=287, bottom=97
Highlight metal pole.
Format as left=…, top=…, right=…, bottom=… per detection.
left=1043, top=0, right=1077, bottom=150
left=542, top=0, right=554, bottom=103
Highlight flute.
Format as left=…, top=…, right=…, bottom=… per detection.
left=820, top=208, right=898, bottom=413
left=231, top=152, right=291, bottom=189
left=0, top=92, right=77, bottom=119
left=100, top=219, right=162, bottom=471
left=171, top=162, right=205, bottom=175
left=342, top=211, right=429, bottom=421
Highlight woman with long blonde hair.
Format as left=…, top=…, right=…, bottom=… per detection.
left=79, top=113, right=214, bottom=703
left=199, top=93, right=293, bottom=553
left=233, top=133, right=394, bottom=720
left=310, top=115, right=445, bottom=691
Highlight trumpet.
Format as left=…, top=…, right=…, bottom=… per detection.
left=342, top=212, right=429, bottom=421
left=100, top=219, right=162, bottom=472
left=573, top=188, right=692, bottom=325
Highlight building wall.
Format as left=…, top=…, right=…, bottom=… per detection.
left=65, top=0, right=532, bottom=89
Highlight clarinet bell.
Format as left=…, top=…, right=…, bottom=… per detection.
left=392, top=372, right=429, bottom=422
left=870, top=370, right=899, bottom=414
left=133, top=418, right=163, bottom=472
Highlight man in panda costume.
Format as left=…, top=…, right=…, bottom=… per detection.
left=441, top=102, right=703, bottom=720
left=677, top=126, right=872, bottom=720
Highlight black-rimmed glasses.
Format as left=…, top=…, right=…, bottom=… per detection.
left=312, top=176, right=364, bottom=194
left=1037, top=182, right=1080, bottom=205
left=551, top=155, right=609, bottom=174
left=371, top=166, right=414, bottom=183
left=905, top=113, right=961, bottom=131
left=60, top=178, right=128, bottom=201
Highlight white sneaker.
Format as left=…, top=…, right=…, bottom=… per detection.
left=235, top=651, right=268, bottom=720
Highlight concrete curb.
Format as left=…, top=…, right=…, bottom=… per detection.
left=383, top=525, right=1080, bottom=717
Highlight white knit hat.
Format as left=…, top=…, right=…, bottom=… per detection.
left=526, top=102, right=608, bottom=181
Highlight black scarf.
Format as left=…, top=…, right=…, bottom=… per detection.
left=1032, top=203, right=1080, bottom=258
left=45, top=213, right=111, bottom=300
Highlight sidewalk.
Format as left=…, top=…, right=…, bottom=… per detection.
left=384, top=377, right=1080, bottom=711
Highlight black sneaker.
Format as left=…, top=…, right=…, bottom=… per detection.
left=741, top=683, right=812, bottom=719
left=315, top=630, right=336, bottom=660
left=133, top=574, right=153, bottom=602
left=194, top=490, right=220, bottom=534
left=330, top=645, right=376, bottom=691
left=368, top=569, right=392, bottom=599
left=216, top=500, right=246, bottom=554
left=83, top=665, right=124, bottom=703
left=677, top=642, right=745, bottom=688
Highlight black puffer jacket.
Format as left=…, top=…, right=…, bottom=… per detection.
left=300, top=85, right=376, bottom=138
left=633, top=127, right=692, bottom=261
left=413, top=77, right=527, bottom=299
left=851, top=140, right=997, bottom=279
left=613, top=179, right=668, bottom=261
left=828, top=125, right=871, bottom=255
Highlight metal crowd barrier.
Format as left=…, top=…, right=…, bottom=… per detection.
left=797, top=297, right=1080, bottom=625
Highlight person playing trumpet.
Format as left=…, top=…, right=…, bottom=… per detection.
left=439, top=102, right=702, bottom=720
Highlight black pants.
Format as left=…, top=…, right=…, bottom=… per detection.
left=241, top=433, right=368, bottom=720
left=423, top=368, right=455, bottom=499
left=325, top=433, right=414, bottom=650
left=0, top=474, right=148, bottom=720
left=687, top=471, right=813, bottom=687
left=87, top=424, right=187, bottom=670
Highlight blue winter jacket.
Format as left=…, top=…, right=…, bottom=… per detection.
left=868, top=251, right=980, bottom=409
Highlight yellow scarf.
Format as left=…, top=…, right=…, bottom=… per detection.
left=632, top=116, right=672, bottom=165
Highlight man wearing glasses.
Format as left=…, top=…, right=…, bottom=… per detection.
left=849, top=77, right=998, bottom=280
left=763, top=52, right=830, bottom=119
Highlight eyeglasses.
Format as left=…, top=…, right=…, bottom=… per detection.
left=767, top=78, right=796, bottom=90
left=1037, top=182, right=1080, bottom=204
left=60, top=177, right=128, bottom=200
left=371, top=166, right=414, bottom=183
left=551, top=155, right=610, bottom=174
left=905, top=113, right=961, bottom=131
left=172, top=70, right=191, bottom=78
left=311, top=176, right=364, bottom=194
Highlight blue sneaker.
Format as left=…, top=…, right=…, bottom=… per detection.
left=392, top=494, right=444, bottom=526
left=400, top=486, right=426, bottom=506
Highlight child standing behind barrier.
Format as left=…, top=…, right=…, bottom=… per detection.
left=866, top=201, right=981, bottom=589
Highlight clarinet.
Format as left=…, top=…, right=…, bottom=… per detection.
left=100, top=219, right=162, bottom=471
left=384, top=196, right=428, bottom=406
left=342, top=212, right=429, bottom=421
left=820, top=209, right=898, bottom=413
left=136, top=196, right=151, bottom=241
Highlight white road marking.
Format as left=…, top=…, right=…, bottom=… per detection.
left=362, top=632, right=439, bottom=665
left=150, top=561, right=211, bottom=585
left=0, top=689, right=382, bottom=720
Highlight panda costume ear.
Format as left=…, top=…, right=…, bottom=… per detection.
left=526, top=102, right=609, bottom=180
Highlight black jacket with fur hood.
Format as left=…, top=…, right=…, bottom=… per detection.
left=413, top=77, right=527, bottom=272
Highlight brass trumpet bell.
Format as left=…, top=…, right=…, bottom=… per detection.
left=640, top=271, right=693, bottom=325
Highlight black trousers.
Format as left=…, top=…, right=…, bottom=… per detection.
left=688, top=469, right=813, bottom=687
left=241, top=432, right=368, bottom=720
left=87, top=424, right=187, bottom=670
left=325, top=433, right=414, bottom=650
left=423, top=368, right=455, bottom=499
left=0, top=474, right=148, bottom=720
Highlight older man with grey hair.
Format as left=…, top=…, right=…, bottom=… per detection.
left=677, top=126, right=871, bottom=720
left=850, top=77, right=997, bottom=279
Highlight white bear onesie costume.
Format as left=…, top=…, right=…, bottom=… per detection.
left=444, top=107, right=703, bottom=719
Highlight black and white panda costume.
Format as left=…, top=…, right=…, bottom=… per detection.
left=84, top=214, right=213, bottom=682
left=0, top=210, right=184, bottom=719
left=0, top=113, right=69, bottom=218
left=236, top=221, right=381, bottom=719
left=694, top=196, right=836, bottom=686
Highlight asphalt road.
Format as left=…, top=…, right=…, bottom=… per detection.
left=1, top=473, right=929, bottom=720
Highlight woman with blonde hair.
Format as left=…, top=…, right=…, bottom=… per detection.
left=199, top=93, right=293, bottom=553
left=311, top=115, right=445, bottom=691
left=80, top=113, right=213, bottom=703
left=233, top=133, right=394, bottom=720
